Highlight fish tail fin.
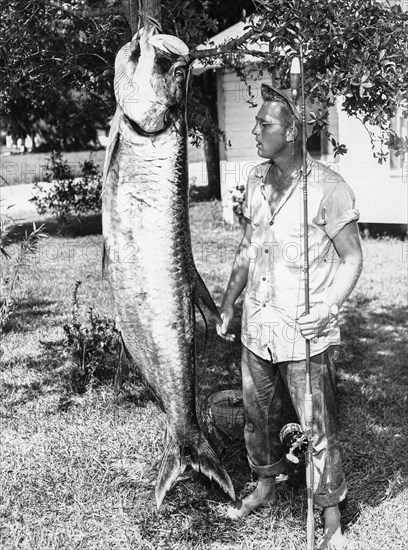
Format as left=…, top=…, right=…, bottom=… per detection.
left=191, top=434, right=236, bottom=502
left=155, top=437, right=186, bottom=509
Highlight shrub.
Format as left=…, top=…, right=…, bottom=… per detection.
left=30, top=152, right=103, bottom=221
left=43, top=150, right=73, bottom=181
left=63, top=281, right=121, bottom=389
left=230, top=183, right=246, bottom=222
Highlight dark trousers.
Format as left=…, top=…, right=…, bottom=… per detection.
left=241, top=345, right=347, bottom=508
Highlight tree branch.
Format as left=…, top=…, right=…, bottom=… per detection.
left=48, top=1, right=123, bottom=18
left=191, top=28, right=256, bottom=59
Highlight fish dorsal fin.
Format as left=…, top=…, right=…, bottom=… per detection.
left=194, top=269, right=222, bottom=326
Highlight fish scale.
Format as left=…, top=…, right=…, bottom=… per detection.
left=102, top=26, right=235, bottom=508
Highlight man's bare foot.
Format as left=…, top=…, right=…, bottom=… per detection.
left=319, top=505, right=345, bottom=550
left=226, top=477, right=276, bottom=519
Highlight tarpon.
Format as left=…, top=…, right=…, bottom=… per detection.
left=102, top=26, right=235, bottom=508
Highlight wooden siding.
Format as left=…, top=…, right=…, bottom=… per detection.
left=218, top=68, right=271, bottom=163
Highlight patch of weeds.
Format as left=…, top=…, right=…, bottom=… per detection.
left=0, top=202, right=47, bottom=331
left=117, top=384, right=156, bottom=408
left=62, top=280, right=121, bottom=391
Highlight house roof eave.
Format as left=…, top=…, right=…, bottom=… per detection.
left=191, top=17, right=269, bottom=75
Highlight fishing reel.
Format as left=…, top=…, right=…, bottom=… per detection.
left=279, top=423, right=309, bottom=464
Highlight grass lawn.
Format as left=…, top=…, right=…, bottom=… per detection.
left=0, top=202, right=407, bottom=550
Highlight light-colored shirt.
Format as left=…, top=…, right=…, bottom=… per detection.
left=241, top=156, right=360, bottom=363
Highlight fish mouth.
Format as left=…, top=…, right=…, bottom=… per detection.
left=148, top=33, right=189, bottom=57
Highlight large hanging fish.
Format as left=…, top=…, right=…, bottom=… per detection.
left=102, top=25, right=235, bottom=508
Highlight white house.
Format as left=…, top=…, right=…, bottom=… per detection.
left=192, top=18, right=408, bottom=228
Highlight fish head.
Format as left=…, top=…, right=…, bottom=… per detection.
left=149, top=49, right=189, bottom=109
left=114, top=25, right=189, bottom=133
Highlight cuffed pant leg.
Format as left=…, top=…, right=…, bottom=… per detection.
left=279, top=346, right=347, bottom=508
left=241, top=345, right=286, bottom=478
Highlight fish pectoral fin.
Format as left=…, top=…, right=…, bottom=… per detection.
left=102, top=107, right=121, bottom=183
left=191, top=435, right=236, bottom=502
left=194, top=270, right=222, bottom=326
left=155, top=438, right=186, bottom=509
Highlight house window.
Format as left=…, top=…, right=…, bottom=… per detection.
left=307, top=132, right=322, bottom=160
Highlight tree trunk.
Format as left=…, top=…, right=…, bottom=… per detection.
left=203, top=123, right=221, bottom=200
left=122, top=0, right=138, bottom=34
left=141, top=0, right=162, bottom=25
left=202, top=71, right=221, bottom=200
left=122, top=0, right=162, bottom=34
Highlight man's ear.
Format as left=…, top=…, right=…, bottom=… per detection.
left=286, top=123, right=298, bottom=142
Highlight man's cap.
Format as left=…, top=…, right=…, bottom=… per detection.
left=261, top=83, right=322, bottom=137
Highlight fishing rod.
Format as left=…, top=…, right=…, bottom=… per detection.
left=290, top=45, right=315, bottom=550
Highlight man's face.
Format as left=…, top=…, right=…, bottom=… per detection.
left=252, top=101, right=290, bottom=160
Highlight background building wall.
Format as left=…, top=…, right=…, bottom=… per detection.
left=215, top=68, right=407, bottom=225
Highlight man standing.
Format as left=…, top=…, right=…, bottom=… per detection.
left=217, top=84, right=363, bottom=550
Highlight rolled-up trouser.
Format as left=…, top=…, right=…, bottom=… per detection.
left=241, top=344, right=347, bottom=508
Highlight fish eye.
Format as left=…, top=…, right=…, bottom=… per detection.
left=175, top=67, right=186, bottom=81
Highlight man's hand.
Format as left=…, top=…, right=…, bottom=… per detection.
left=297, top=303, right=332, bottom=340
left=216, top=304, right=236, bottom=342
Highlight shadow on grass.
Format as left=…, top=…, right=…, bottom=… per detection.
left=1, top=377, right=46, bottom=409
left=5, top=213, right=102, bottom=240
left=120, top=462, right=309, bottom=548
left=2, top=298, right=58, bottom=334
left=336, top=296, right=408, bottom=529
left=189, top=185, right=220, bottom=203
left=4, top=285, right=405, bottom=544
left=194, top=295, right=408, bottom=536
left=194, top=302, right=243, bottom=397
left=0, top=352, right=68, bottom=410
left=1, top=347, right=118, bottom=410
